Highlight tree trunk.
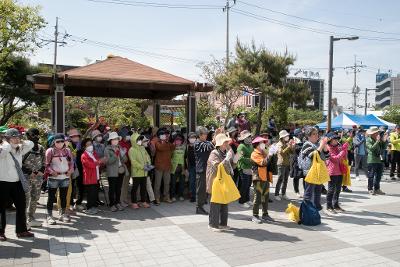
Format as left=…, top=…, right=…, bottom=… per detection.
left=255, top=94, right=265, bottom=135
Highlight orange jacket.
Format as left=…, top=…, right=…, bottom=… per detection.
left=251, top=149, right=273, bottom=183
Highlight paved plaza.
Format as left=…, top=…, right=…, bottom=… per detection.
left=1, top=173, right=400, bottom=267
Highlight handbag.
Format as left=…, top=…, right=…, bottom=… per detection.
left=285, top=203, right=300, bottom=223
left=341, top=159, right=351, bottom=186
left=9, top=152, right=30, bottom=192
left=304, top=152, right=330, bottom=185
left=210, top=163, right=241, bottom=204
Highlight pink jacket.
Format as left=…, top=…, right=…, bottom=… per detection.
left=326, top=143, right=348, bottom=176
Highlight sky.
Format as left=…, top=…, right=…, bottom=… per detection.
left=20, top=0, right=400, bottom=114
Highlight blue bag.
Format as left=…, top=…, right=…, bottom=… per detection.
left=299, top=200, right=321, bottom=226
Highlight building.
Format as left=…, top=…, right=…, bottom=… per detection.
left=375, top=73, right=400, bottom=109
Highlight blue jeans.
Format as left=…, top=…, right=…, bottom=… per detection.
left=304, top=182, right=322, bottom=211
left=367, top=163, right=383, bottom=191
left=189, top=166, right=196, bottom=201
left=170, top=172, right=185, bottom=198
left=239, top=172, right=252, bottom=204
left=47, top=178, right=69, bottom=189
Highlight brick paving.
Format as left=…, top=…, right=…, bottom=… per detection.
left=1, top=173, right=400, bottom=267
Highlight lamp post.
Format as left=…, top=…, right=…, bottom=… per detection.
left=365, top=88, right=377, bottom=115
left=327, top=35, right=359, bottom=131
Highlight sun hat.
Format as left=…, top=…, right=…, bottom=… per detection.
left=107, top=131, right=121, bottom=141
left=68, top=128, right=81, bottom=137
left=215, top=133, right=231, bottom=147
left=366, top=126, right=381, bottom=135
left=279, top=130, right=290, bottom=139
left=91, top=130, right=102, bottom=140
left=238, top=130, right=252, bottom=141
left=252, top=136, right=268, bottom=144
left=5, top=128, right=21, bottom=138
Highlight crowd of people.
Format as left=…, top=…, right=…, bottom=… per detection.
left=0, top=112, right=398, bottom=239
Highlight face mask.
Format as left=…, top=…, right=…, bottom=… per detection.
left=142, top=141, right=148, bottom=147
left=189, top=138, right=196, bottom=144
left=86, top=145, right=94, bottom=152
left=125, top=136, right=131, bottom=141
left=137, top=140, right=142, bottom=146
left=111, top=139, right=119, bottom=146
left=159, top=135, right=166, bottom=141
left=55, top=142, right=64, bottom=149
left=96, top=136, right=103, bottom=142
left=259, top=143, right=266, bottom=150
left=284, top=136, right=290, bottom=142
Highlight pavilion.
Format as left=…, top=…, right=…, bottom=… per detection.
left=29, top=56, right=213, bottom=133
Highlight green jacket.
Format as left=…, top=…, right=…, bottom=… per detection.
left=390, top=132, right=400, bottom=151
left=237, top=143, right=253, bottom=171
left=171, top=145, right=185, bottom=173
left=128, top=133, right=151, bottom=178
left=366, top=137, right=387, bottom=164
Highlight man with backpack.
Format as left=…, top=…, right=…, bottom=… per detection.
left=45, top=134, right=74, bottom=225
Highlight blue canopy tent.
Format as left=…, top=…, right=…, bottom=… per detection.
left=316, top=113, right=389, bottom=130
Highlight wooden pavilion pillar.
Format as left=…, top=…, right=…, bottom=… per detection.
left=186, top=90, right=197, bottom=133
left=55, top=84, right=65, bottom=133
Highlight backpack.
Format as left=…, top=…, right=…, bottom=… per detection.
left=299, top=200, right=321, bottom=226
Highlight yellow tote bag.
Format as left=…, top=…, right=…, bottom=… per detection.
left=342, top=159, right=351, bottom=186
left=285, top=203, right=300, bottom=223
left=305, top=152, right=330, bottom=185
left=211, top=163, right=241, bottom=204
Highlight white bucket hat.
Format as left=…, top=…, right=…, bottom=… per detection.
left=366, top=126, right=381, bottom=135
left=238, top=130, right=252, bottom=141
left=279, top=130, right=290, bottom=139
left=107, top=131, right=121, bottom=141
left=215, top=133, right=231, bottom=147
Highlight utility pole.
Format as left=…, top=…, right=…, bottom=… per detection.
left=40, top=17, right=67, bottom=131
left=345, top=55, right=366, bottom=115
left=223, top=0, right=236, bottom=66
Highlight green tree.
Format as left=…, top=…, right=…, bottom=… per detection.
left=382, top=105, right=400, bottom=125
left=287, top=108, right=324, bottom=126
left=232, top=40, right=311, bottom=134
left=0, top=56, right=48, bottom=125
left=197, top=96, right=218, bottom=128
left=0, top=0, right=46, bottom=78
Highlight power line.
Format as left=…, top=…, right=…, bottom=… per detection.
left=237, top=0, right=400, bottom=36
left=231, top=8, right=400, bottom=42
left=85, top=0, right=222, bottom=10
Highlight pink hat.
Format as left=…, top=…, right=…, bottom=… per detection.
left=252, top=136, right=268, bottom=144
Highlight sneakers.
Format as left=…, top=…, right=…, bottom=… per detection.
left=196, top=207, right=209, bottom=215
left=208, top=225, right=221, bottom=232
left=116, top=203, right=124, bottom=211
left=281, top=195, right=290, bottom=201
left=296, top=192, right=302, bottom=198
left=171, top=197, right=177, bottom=202
left=152, top=200, right=160, bottom=206
left=85, top=208, right=98, bottom=215
left=74, top=204, right=85, bottom=212
left=164, top=197, right=173, bottom=203
left=261, top=214, right=274, bottom=222
left=356, top=176, right=362, bottom=181
left=110, top=205, right=118, bottom=212
left=0, top=233, right=7, bottom=242
left=391, top=177, right=397, bottom=181
left=374, top=189, right=386, bottom=195
left=179, top=197, right=185, bottom=201
left=326, top=207, right=337, bottom=214
left=219, top=225, right=231, bottom=230
left=334, top=206, right=345, bottom=213
left=274, top=195, right=282, bottom=201
left=369, top=190, right=376, bottom=195
left=141, top=202, right=150, bottom=208
left=131, top=203, right=140, bottom=209
left=342, top=187, right=353, bottom=193
left=120, top=201, right=129, bottom=208
left=246, top=201, right=253, bottom=206
left=241, top=202, right=251, bottom=208
left=252, top=216, right=262, bottom=224
left=17, top=231, right=34, bottom=238
left=47, top=216, right=56, bottom=225
left=59, top=214, right=71, bottom=223
left=27, top=219, right=42, bottom=228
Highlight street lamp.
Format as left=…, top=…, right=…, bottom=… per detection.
left=365, top=88, right=377, bottom=115
left=327, top=35, right=359, bottom=131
